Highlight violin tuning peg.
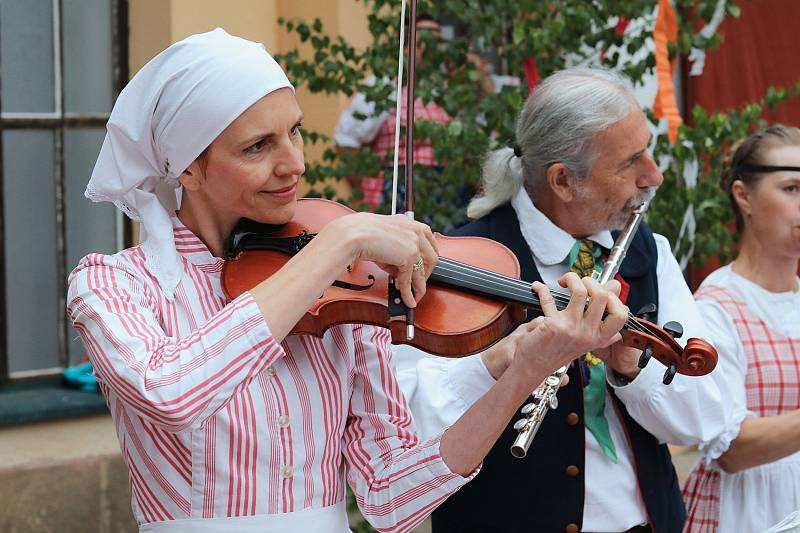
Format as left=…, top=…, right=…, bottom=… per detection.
left=663, top=321, right=684, bottom=339
left=662, top=362, right=678, bottom=385
left=638, top=345, right=653, bottom=369
left=635, top=303, right=658, bottom=322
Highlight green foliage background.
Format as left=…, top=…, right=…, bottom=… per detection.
left=277, top=1, right=799, bottom=524
left=277, top=0, right=799, bottom=271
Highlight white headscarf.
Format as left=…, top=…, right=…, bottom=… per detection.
left=86, top=28, right=293, bottom=299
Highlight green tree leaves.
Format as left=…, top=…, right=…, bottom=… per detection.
left=276, top=0, right=796, bottom=270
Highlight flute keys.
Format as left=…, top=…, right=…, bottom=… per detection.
left=521, top=403, right=536, bottom=415
left=545, top=375, right=561, bottom=387
left=549, top=396, right=559, bottom=409
left=513, top=419, right=529, bottom=431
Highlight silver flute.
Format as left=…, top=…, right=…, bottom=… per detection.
left=510, top=199, right=651, bottom=459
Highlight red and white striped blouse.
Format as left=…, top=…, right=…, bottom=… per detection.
left=67, top=217, right=473, bottom=532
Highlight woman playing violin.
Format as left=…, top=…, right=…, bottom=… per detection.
left=67, top=29, right=628, bottom=533
left=683, top=125, right=800, bottom=533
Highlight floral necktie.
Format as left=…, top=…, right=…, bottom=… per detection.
left=568, top=239, right=617, bottom=463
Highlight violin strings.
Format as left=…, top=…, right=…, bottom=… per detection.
left=433, top=260, right=575, bottom=310
left=435, top=258, right=579, bottom=308
left=437, top=256, right=652, bottom=331
left=433, top=259, right=550, bottom=303
left=436, top=258, right=555, bottom=300
left=435, top=262, right=657, bottom=339
left=434, top=257, right=659, bottom=338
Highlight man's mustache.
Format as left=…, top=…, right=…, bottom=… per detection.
left=624, top=187, right=657, bottom=211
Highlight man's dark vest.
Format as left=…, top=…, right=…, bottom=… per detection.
left=432, top=204, right=685, bottom=533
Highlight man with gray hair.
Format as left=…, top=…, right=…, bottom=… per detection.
left=410, top=67, right=727, bottom=532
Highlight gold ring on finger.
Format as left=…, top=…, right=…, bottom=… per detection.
left=412, top=257, right=425, bottom=273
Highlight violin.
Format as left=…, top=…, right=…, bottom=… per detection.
left=221, top=0, right=717, bottom=384
left=221, top=197, right=717, bottom=382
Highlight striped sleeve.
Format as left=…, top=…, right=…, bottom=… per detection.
left=67, top=252, right=285, bottom=432
left=342, top=325, right=476, bottom=533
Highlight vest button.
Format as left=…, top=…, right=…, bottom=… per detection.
left=566, top=412, right=580, bottom=426
left=566, top=465, right=580, bottom=477
left=565, top=523, right=580, bottom=533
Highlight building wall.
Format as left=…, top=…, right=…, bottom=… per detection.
left=128, top=0, right=372, bottom=198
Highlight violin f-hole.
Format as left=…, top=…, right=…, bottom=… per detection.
left=331, top=275, right=376, bottom=292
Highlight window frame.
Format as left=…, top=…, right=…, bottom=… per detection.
left=0, top=0, right=130, bottom=384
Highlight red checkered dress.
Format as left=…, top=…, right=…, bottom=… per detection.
left=359, top=89, right=450, bottom=209
left=682, top=284, right=800, bottom=533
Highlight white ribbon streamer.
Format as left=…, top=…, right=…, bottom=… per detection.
left=671, top=139, right=700, bottom=270
left=688, top=0, right=727, bottom=76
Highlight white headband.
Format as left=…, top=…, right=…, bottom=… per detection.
left=86, top=28, right=293, bottom=298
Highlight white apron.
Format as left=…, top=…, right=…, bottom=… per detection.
left=140, top=500, right=350, bottom=533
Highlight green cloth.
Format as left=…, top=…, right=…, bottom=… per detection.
left=569, top=239, right=617, bottom=463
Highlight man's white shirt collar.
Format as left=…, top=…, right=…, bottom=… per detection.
left=510, top=187, right=614, bottom=266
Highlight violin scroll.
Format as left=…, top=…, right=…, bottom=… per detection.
left=619, top=317, right=718, bottom=381
left=682, top=338, right=718, bottom=375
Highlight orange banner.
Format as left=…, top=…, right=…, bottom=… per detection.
left=652, top=0, right=683, bottom=143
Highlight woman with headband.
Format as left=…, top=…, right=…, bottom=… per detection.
left=67, top=29, right=626, bottom=532
left=683, top=125, right=800, bottom=532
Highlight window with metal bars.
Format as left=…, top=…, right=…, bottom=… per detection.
left=0, top=0, right=128, bottom=383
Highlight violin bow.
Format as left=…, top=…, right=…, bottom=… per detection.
left=387, top=0, right=419, bottom=339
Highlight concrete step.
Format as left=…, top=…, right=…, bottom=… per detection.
left=0, top=415, right=136, bottom=533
